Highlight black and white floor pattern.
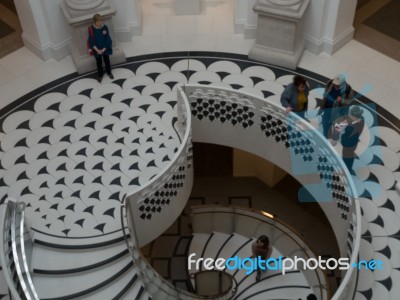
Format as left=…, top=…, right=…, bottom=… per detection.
left=0, top=52, right=399, bottom=299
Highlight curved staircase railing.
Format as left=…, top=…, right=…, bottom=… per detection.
left=119, top=83, right=360, bottom=300
left=184, top=84, right=361, bottom=300
left=123, top=86, right=194, bottom=247
left=0, top=199, right=39, bottom=300
left=121, top=86, right=237, bottom=299
left=190, top=205, right=328, bottom=299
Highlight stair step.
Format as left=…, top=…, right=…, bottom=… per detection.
left=33, top=255, right=133, bottom=299
left=188, top=232, right=211, bottom=273
left=233, top=247, right=283, bottom=283
left=32, top=240, right=128, bottom=274
left=84, top=269, right=140, bottom=300
left=32, top=229, right=126, bottom=250
left=122, top=280, right=146, bottom=300
left=218, top=233, right=250, bottom=259
left=188, top=231, right=314, bottom=300
left=236, top=284, right=312, bottom=300
left=201, top=232, right=231, bottom=263
left=235, top=270, right=309, bottom=298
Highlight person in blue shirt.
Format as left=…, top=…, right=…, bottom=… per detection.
left=88, top=14, right=114, bottom=82
left=319, top=74, right=354, bottom=137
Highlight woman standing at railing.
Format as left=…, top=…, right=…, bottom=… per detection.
left=280, top=75, right=310, bottom=119
left=251, top=235, right=272, bottom=282
left=319, top=74, right=354, bottom=138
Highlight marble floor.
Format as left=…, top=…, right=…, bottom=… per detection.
left=1, top=1, right=400, bottom=299
left=354, top=0, right=400, bottom=62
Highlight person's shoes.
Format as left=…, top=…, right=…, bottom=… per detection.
left=108, top=72, right=114, bottom=79
left=97, top=76, right=102, bottom=83
left=255, top=274, right=261, bottom=282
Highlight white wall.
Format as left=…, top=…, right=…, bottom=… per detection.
left=303, top=0, right=357, bottom=54
left=234, top=0, right=258, bottom=39
left=111, top=0, right=142, bottom=41
left=236, top=0, right=357, bottom=54
left=14, top=0, right=142, bottom=61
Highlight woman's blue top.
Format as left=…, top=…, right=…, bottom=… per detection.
left=88, top=24, right=113, bottom=57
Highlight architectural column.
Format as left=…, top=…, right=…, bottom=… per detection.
left=248, top=0, right=310, bottom=69
left=62, top=0, right=126, bottom=74
left=303, top=0, right=358, bottom=54
left=234, top=0, right=258, bottom=38
left=14, top=0, right=72, bottom=60
left=13, top=0, right=140, bottom=62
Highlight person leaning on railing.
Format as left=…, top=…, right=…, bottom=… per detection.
left=251, top=235, right=272, bottom=282
left=280, top=75, right=310, bottom=119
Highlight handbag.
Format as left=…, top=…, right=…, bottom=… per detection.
left=87, top=25, right=95, bottom=56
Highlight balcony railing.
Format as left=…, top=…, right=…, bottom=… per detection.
left=0, top=199, right=39, bottom=300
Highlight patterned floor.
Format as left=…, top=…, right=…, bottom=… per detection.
left=0, top=52, right=400, bottom=299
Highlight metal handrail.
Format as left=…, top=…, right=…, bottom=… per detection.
left=121, top=198, right=237, bottom=299
left=0, top=201, right=21, bottom=300
left=185, top=83, right=361, bottom=300
left=190, top=205, right=328, bottom=299
left=0, top=200, right=39, bottom=300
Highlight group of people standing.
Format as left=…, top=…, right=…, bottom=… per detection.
left=280, top=73, right=364, bottom=175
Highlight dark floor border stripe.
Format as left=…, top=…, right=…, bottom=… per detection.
left=112, top=273, right=138, bottom=300
left=34, top=234, right=128, bottom=250
left=1, top=51, right=398, bottom=134
left=33, top=249, right=129, bottom=275
left=41, top=261, right=134, bottom=300
left=240, top=285, right=311, bottom=300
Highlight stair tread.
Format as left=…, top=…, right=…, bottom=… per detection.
left=33, top=255, right=133, bottom=299
left=32, top=230, right=125, bottom=249
left=32, top=240, right=128, bottom=272
left=237, top=285, right=312, bottom=300
left=235, top=270, right=310, bottom=298
left=83, top=268, right=139, bottom=300
left=202, top=232, right=231, bottom=262
left=218, top=233, right=250, bottom=260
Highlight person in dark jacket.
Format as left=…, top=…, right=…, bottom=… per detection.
left=251, top=235, right=272, bottom=282
left=319, top=74, right=354, bottom=137
left=280, top=75, right=310, bottom=118
left=88, top=14, right=114, bottom=82
left=334, top=106, right=364, bottom=175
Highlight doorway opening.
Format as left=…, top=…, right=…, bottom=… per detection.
left=0, top=0, right=23, bottom=58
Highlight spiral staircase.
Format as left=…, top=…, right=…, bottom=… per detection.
left=4, top=53, right=398, bottom=299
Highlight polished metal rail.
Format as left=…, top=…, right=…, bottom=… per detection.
left=0, top=199, right=39, bottom=300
